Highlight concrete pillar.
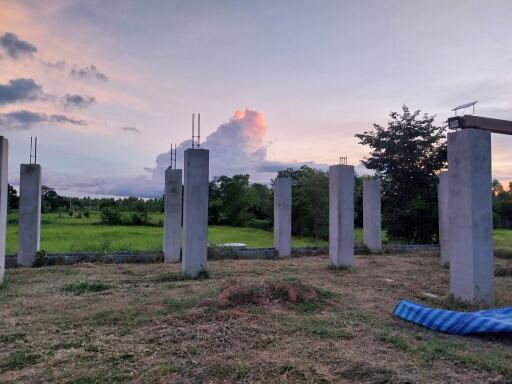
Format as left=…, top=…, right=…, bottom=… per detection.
left=163, top=167, right=182, bottom=263
left=363, top=179, right=381, bottom=251
left=182, top=149, right=209, bottom=277
left=0, top=137, right=7, bottom=284
left=329, top=165, right=354, bottom=267
left=273, top=177, right=292, bottom=257
left=438, top=171, right=450, bottom=267
left=18, top=164, right=42, bottom=267
left=448, top=129, right=494, bottom=305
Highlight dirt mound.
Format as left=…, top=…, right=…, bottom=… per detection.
left=202, top=279, right=325, bottom=308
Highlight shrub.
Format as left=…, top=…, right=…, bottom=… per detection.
left=33, top=250, right=47, bottom=268
left=100, top=208, right=122, bottom=225
left=247, top=218, right=272, bottom=230
left=129, top=212, right=149, bottom=226
left=84, top=211, right=90, bottom=218
left=76, top=211, right=82, bottom=219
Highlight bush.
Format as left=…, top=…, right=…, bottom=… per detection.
left=129, top=212, right=149, bottom=226
left=247, top=218, right=272, bottom=231
left=100, top=208, right=122, bottom=225
left=33, top=250, right=47, bottom=268
left=68, top=210, right=73, bottom=217
left=76, top=211, right=82, bottom=219
left=84, top=211, right=90, bottom=218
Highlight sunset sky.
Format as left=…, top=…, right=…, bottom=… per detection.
left=1, top=0, right=512, bottom=196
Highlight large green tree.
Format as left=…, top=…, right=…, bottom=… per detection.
left=355, top=105, right=447, bottom=243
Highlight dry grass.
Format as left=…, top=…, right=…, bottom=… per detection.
left=1, top=252, right=512, bottom=383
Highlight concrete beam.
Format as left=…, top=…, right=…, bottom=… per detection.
left=273, top=177, right=292, bottom=257
left=448, top=115, right=512, bottom=135
left=18, top=164, right=42, bottom=267
left=448, top=129, right=494, bottom=305
left=163, top=168, right=182, bottom=263
left=0, top=137, right=7, bottom=284
left=182, top=149, right=209, bottom=277
left=363, top=179, right=381, bottom=251
left=329, top=165, right=354, bottom=267
left=438, top=171, right=450, bottom=267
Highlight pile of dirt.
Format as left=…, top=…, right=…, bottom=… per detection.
left=201, top=279, right=325, bottom=308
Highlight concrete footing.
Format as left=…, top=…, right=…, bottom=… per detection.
left=273, top=177, right=292, bottom=257
left=182, top=149, right=209, bottom=277
left=0, top=137, right=7, bottom=283
left=438, top=171, right=450, bottom=267
left=363, top=179, right=381, bottom=251
left=448, top=129, right=494, bottom=305
left=329, top=165, right=354, bottom=267
left=18, top=164, right=42, bottom=267
left=163, top=168, right=182, bottom=263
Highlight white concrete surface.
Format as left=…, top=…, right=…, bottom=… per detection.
left=163, top=168, right=182, bottom=263
left=448, top=129, right=494, bottom=305
left=0, top=137, right=7, bottom=283
left=438, top=171, right=450, bottom=267
left=18, top=164, right=42, bottom=267
left=273, top=177, right=292, bottom=257
left=363, top=179, right=381, bottom=251
left=182, top=149, right=209, bottom=277
left=329, top=165, right=354, bottom=267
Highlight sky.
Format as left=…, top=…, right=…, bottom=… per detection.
left=1, top=0, right=512, bottom=197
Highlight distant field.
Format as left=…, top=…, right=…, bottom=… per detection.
left=5, top=212, right=512, bottom=253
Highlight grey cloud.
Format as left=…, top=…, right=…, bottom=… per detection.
left=0, top=32, right=37, bottom=59
left=0, top=78, right=44, bottom=106
left=41, top=59, right=66, bottom=70
left=70, top=64, right=109, bottom=82
left=0, top=110, right=86, bottom=130
left=121, top=126, right=141, bottom=133
left=62, top=94, right=96, bottom=109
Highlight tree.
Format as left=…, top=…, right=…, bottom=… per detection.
left=8, top=184, right=18, bottom=210
left=277, top=165, right=329, bottom=239
left=355, top=105, right=447, bottom=243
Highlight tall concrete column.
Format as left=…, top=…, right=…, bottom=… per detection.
left=182, top=149, right=209, bottom=277
left=438, top=171, right=450, bottom=267
left=18, top=164, right=42, bottom=267
left=0, top=137, right=7, bottom=284
left=448, top=129, right=493, bottom=305
left=329, top=165, right=354, bottom=267
left=363, top=179, right=381, bottom=251
left=163, top=167, right=182, bottom=263
left=273, top=177, right=292, bottom=257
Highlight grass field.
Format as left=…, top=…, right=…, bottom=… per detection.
left=5, top=212, right=327, bottom=254
left=2, top=252, right=512, bottom=383
left=5, top=212, right=512, bottom=253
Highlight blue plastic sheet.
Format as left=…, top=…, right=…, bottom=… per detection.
left=393, top=300, right=512, bottom=335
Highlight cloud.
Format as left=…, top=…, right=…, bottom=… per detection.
left=0, top=109, right=86, bottom=130
left=0, top=32, right=37, bottom=59
left=0, top=78, right=45, bottom=105
left=24, top=109, right=334, bottom=197
left=70, top=64, right=109, bottom=82
left=41, top=59, right=66, bottom=71
left=62, top=94, right=96, bottom=109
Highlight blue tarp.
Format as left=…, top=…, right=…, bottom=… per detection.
left=393, top=300, right=512, bottom=335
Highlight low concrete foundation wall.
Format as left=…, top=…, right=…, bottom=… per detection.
left=5, top=244, right=440, bottom=269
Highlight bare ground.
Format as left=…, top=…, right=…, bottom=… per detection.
left=1, top=252, right=512, bottom=383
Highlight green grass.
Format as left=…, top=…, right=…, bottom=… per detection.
left=5, top=212, right=512, bottom=253
left=494, top=228, right=512, bottom=251
left=5, top=212, right=326, bottom=253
